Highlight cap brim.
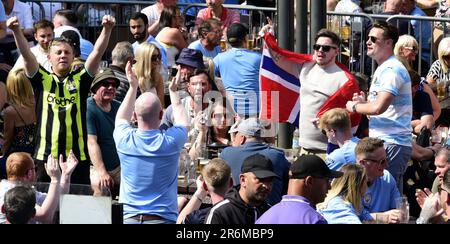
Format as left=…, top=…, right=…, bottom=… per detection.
left=327, top=170, right=343, bottom=178
left=251, top=170, right=280, bottom=180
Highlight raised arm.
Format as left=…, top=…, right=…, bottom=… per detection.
left=85, top=15, right=116, bottom=75
left=59, top=150, right=78, bottom=194
left=6, top=17, right=38, bottom=77
left=116, top=60, right=138, bottom=124
left=34, top=155, right=62, bottom=223
left=170, top=66, right=189, bottom=127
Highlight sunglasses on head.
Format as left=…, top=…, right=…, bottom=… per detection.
left=151, top=54, right=161, bottom=62
left=312, top=44, right=337, bottom=52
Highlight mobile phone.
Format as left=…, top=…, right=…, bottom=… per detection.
left=171, top=67, right=178, bottom=77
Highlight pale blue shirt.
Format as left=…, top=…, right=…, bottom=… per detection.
left=188, top=40, right=221, bottom=58
left=114, top=122, right=187, bottom=222
left=410, top=6, right=432, bottom=62
left=368, top=56, right=412, bottom=147
left=213, top=48, right=261, bottom=117
left=319, top=196, right=373, bottom=224
left=363, top=170, right=401, bottom=212
left=0, top=3, right=6, bottom=21
left=326, top=137, right=360, bottom=170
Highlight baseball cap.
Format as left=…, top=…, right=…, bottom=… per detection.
left=228, top=118, right=264, bottom=137
left=90, top=68, right=120, bottom=93
left=227, top=23, right=248, bottom=45
left=241, top=154, right=280, bottom=179
left=290, top=155, right=343, bottom=179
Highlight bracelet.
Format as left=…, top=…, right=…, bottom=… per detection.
left=352, top=102, right=359, bottom=113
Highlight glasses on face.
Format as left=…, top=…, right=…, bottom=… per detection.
left=404, top=46, right=418, bottom=53
left=213, top=113, right=229, bottom=120
left=368, top=36, right=381, bottom=43
left=209, top=29, right=222, bottom=35
left=363, top=157, right=388, bottom=166
left=101, top=80, right=117, bottom=88
left=312, top=44, right=337, bottom=52
left=151, top=54, right=161, bottom=62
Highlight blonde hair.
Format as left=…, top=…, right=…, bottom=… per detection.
left=393, top=34, right=418, bottom=57
left=6, top=69, right=35, bottom=107
left=318, top=164, right=367, bottom=214
left=318, top=108, right=351, bottom=132
left=202, top=158, right=231, bottom=191
left=134, top=42, right=162, bottom=92
left=438, top=37, right=450, bottom=73
left=6, top=152, right=35, bottom=181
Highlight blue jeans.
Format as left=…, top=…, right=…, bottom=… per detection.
left=385, top=143, right=412, bottom=194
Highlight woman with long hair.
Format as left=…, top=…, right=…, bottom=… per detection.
left=134, top=42, right=165, bottom=107
left=317, top=164, right=373, bottom=224
left=189, top=97, right=235, bottom=160
left=155, top=6, right=188, bottom=68
left=0, top=69, right=37, bottom=178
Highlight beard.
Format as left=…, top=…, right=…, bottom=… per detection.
left=133, top=31, right=146, bottom=42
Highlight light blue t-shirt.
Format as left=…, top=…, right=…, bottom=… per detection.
left=319, top=196, right=373, bottom=224
left=326, top=137, right=360, bottom=171
left=411, top=6, right=431, bottom=62
left=213, top=48, right=261, bottom=117
left=188, top=39, right=221, bottom=58
left=113, top=122, right=187, bottom=222
left=368, top=56, right=412, bottom=147
left=362, top=170, right=401, bottom=213
left=0, top=3, right=6, bottom=21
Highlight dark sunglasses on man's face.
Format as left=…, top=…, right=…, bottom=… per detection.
left=313, top=44, right=337, bottom=52
left=368, top=36, right=381, bottom=43
left=101, top=81, right=117, bottom=88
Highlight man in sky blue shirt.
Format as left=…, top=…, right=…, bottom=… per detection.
left=319, top=108, right=360, bottom=171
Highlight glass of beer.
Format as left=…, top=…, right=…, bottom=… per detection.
left=196, top=158, right=209, bottom=175
left=437, top=80, right=447, bottom=101
left=220, top=38, right=227, bottom=52
left=340, top=25, right=350, bottom=41
left=246, top=34, right=255, bottom=50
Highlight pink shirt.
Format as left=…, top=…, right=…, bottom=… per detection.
left=195, top=7, right=240, bottom=31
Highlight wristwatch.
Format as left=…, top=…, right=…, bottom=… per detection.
left=352, top=103, right=359, bottom=113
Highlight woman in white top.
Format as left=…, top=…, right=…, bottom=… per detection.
left=155, top=6, right=188, bottom=67
left=134, top=43, right=165, bottom=107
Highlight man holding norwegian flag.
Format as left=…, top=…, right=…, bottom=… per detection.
left=259, top=20, right=361, bottom=160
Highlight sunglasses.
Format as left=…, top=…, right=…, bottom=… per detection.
left=403, top=46, right=418, bottom=52
left=363, top=157, right=388, bottom=165
left=312, top=44, right=337, bottom=52
left=151, top=54, right=162, bottom=62
left=368, top=36, right=381, bottom=43
left=101, top=80, right=118, bottom=88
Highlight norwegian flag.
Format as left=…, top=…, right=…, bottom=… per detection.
left=259, top=33, right=361, bottom=128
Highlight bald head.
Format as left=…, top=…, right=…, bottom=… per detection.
left=134, top=92, right=162, bottom=128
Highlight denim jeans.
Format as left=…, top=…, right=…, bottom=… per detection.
left=385, top=143, right=412, bottom=194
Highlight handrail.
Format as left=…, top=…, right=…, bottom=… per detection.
left=328, top=11, right=375, bottom=23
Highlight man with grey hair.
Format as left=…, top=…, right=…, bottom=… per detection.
left=220, top=118, right=289, bottom=205
left=110, top=41, right=134, bottom=102
left=114, top=59, right=188, bottom=224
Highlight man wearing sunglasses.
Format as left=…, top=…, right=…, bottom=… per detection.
left=7, top=15, right=116, bottom=185
left=355, top=137, right=403, bottom=224
left=296, top=29, right=353, bottom=159
left=346, top=21, right=412, bottom=194
left=87, top=68, right=121, bottom=199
